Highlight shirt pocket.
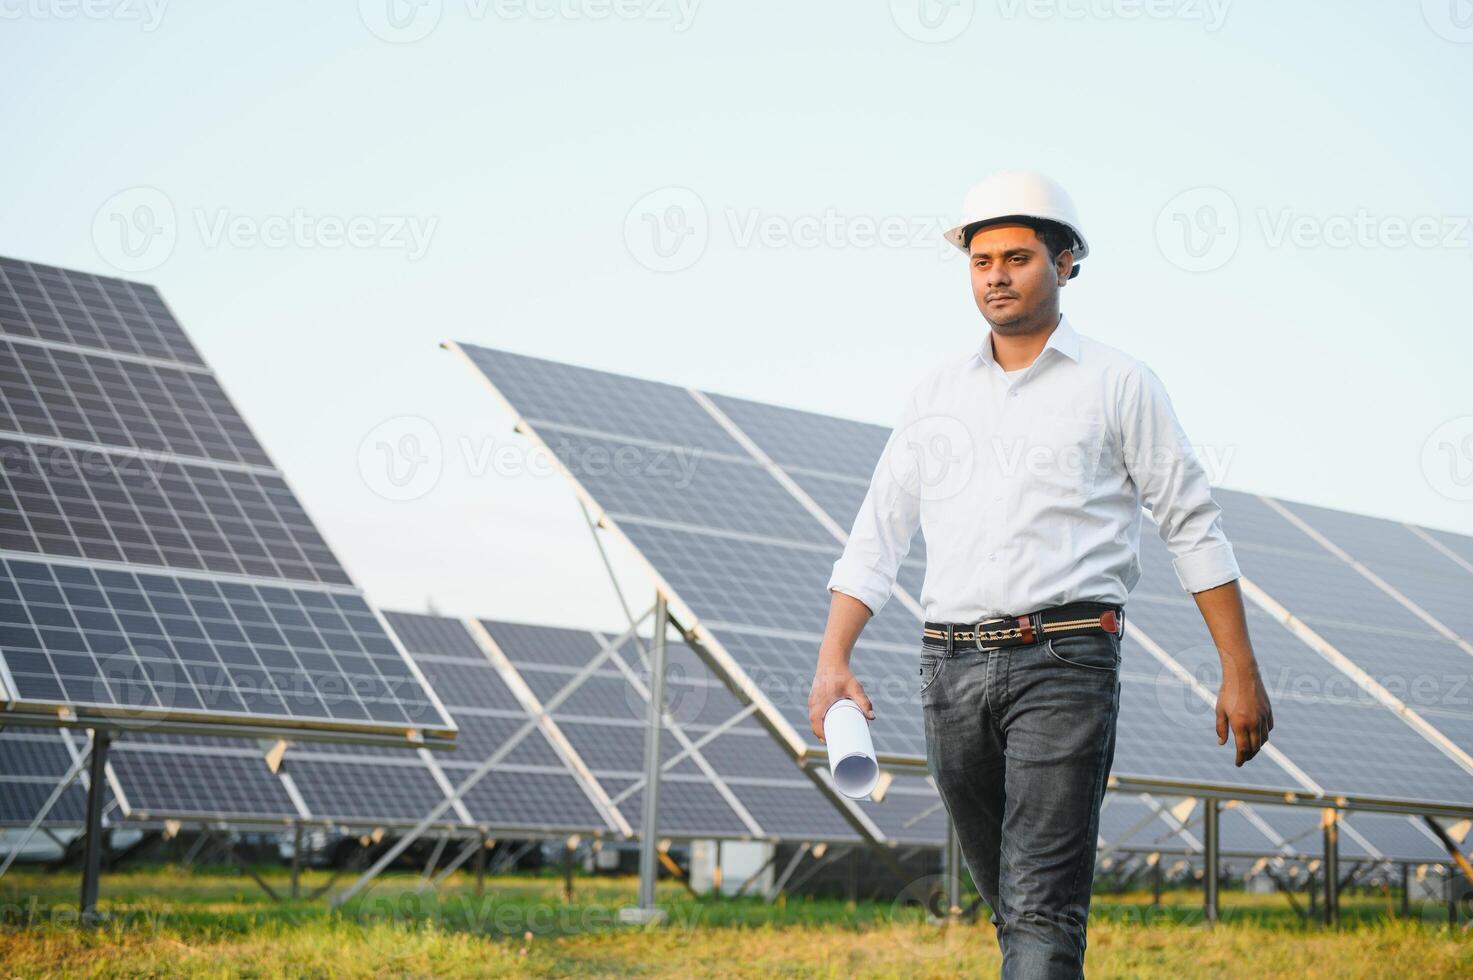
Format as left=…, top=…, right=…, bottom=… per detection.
left=1027, top=412, right=1106, bottom=500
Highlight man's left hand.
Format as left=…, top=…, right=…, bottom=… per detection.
left=1216, top=668, right=1274, bottom=767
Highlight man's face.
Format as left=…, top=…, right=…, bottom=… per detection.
left=968, top=222, right=1072, bottom=333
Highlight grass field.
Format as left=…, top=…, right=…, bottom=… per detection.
left=2, top=864, right=1470, bottom=977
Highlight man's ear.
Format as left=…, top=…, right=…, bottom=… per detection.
left=1056, top=248, right=1075, bottom=285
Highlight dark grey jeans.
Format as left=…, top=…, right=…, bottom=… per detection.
left=920, top=628, right=1122, bottom=979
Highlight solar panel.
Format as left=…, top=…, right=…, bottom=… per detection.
left=1268, top=499, right=1473, bottom=652
left=480, top=617, right=872, bottom=842
left=0, top=435, right=348, bottom=583
left=1338, top=811, right=1449, bottom=863
left=0, top=726, right=92, bottom=826
left=1125, top=536, right=1473, bottom=808
left=0, top=257, right=454, bottom=746
left=0, top=260, right=203, bottom=365
left=108, top=739, right=300, bottom=822
left=452, top=342, right=1472, bottom=823
left=2, top=610, right=635, bottom=834
left=389, top=611, right=622, bottom=836
left=1210, top=489, right=1473, bottom=769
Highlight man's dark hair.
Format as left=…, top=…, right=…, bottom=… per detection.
left=964, top=216, right=1081, bottom=279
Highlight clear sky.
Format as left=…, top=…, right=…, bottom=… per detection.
left=2, top=2, right=1470, bottom=631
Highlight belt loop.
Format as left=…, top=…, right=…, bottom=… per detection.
left=1031, top=611, right=1045, bottom=644
left=946, top=624, right=954, bottom=656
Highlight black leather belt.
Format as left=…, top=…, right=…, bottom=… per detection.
left=923, top=601, right=1124, bottom=653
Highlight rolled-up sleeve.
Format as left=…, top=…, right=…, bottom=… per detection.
left=1120, top=362, right=1240, bottom=593
left=826, top=389, right=923, bottom=615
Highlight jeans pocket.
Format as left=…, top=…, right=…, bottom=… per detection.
left=918, top=652, right=946, bottom=698
left=1045, top=632, right=1120, bottom=672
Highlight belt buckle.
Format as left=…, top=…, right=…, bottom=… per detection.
left=972, top=617, right=1011, bottom=652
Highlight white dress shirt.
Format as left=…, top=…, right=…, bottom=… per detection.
left=827, top=313, right=1240, bottom=622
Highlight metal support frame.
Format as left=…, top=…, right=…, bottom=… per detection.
left=327, top=613, right=650, bottom=908
left=290, top=823, right=303, bottom=900
left=1202, top=797, right=1220, bottom=925
left=943, top=818, right=963, bottom=920
left=204, top=826, right=281, bottom=903
left=781, top=845, right=849, bottom=895
left=1261, top=863, right=1306, bottom=919
left=1401, top=862, right=1410, bottom=917
left=562, top=839, right=576, bottom=902
left=1422, top=816, right=1473, bottom=888
left=734, top=849, right=780, bottom=897
left=426, top=836, right=485, bottom=890
left=490, top=839, right=538, bottom=874
left=766, top=842, right=812, bottom=902
left=628, top=593, right=670, bottom=922
left=1322, top=808, right=1340, bottom=927
left=0, top=731, right=95, bottom=881
left=79, top=730, right=112, bottom=922
left=420, top=834, right=450, bottom=882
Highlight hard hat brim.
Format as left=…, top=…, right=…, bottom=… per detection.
left=943, top=213, right=1090, bottom=265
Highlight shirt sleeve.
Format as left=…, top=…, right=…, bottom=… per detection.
left=826, top=387, right=924, bottom=616
left=1119, top=361, right=1241, bottom=593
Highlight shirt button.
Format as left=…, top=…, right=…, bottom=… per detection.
left=989, top=553, right=997, bottom=562
left=1009, top=390, right=1019, bottom=398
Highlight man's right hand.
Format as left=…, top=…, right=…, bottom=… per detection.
left=808, top=665, right=874, bottom=743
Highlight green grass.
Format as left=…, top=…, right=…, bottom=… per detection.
left=1, top=864, right=1470, bottom=977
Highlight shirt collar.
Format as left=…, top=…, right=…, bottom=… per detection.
left=974, top=313, right=1081, bottom=370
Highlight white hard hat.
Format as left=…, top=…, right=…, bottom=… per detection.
left=943, top=170, right=1088, bottom=279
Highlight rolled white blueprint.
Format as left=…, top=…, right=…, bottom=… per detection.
left=823, top=698, right=880, bottom=799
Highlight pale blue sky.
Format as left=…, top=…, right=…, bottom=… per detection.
left=2, top=2, right=1471, bottom=630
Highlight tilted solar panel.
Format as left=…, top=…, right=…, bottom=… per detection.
left=450, top=343, right=1473, bottom=820
left=0, top=257, right=454, bottom=746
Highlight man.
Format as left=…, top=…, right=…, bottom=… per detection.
left=806, top=171, right=1274, bottom=978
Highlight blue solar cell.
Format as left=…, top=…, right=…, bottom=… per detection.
left=1113, top=671, right=1309, bottom=793
left=1421, top=527, right=1473, bottom=569
left=0, top=558, right=449, bottom=733
left=600, top=776, right=752, bottom=838
left=0, top=436, right=349, bottom=584
left=706, top=392, right=891, bottom=477
left=0, top=257, right=453, bottom=745
left=458, top=345, right=745, bottom=456
left=287, top=758, right=451, bottom=824
left=0, top=259, right=203, bottom=366
left=536, top=429, right=835, bottom=547
left=617, top=520, right=916, bottom=648
left=456, top=769, right=611, bottom=832
left=110, top=746, right=298, bottom=819
left=857, top=775, right=947, bottom=845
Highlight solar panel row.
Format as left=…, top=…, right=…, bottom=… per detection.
left=0, top=257, right=454, bottom=745
left=452, top=343, right=1473, bottom=816
left=4, top=613, right=921, bottom=844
